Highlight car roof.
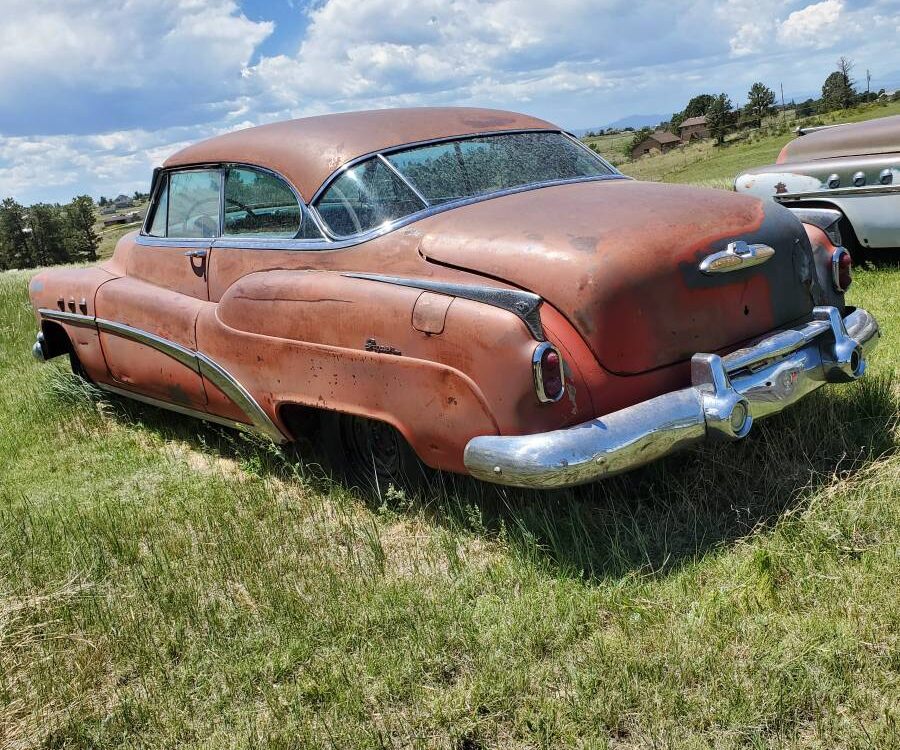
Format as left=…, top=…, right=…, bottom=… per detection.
left=777, top=113, right=900, bottom=164
left=163, top=107, right=558, bottom=200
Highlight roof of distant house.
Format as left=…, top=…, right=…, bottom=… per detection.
left=647, top=130, right=681, bottom=144
left=679, top=116, right=708, bottom=128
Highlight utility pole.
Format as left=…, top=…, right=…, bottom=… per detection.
left=780, top=82, right=786, bottom=123
left=866, top=69, right=871, bottom=101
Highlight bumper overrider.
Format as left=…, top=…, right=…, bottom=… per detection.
left=464, top=306, right=880, bottom=489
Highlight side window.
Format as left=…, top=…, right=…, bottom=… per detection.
left=315, top=158, right=425, bottom=237
left=224, top=167, right=310, bottom=239
left=167, top=170, right=221, bottom=238
left=147, top=176, right=168, bottom=237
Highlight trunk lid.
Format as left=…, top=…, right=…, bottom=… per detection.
left=416, top=180, right=814, bottom=374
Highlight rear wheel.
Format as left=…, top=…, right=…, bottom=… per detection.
left=321, top=412, right=425, bottom=494
left=69, top=351, right=92, bottom=382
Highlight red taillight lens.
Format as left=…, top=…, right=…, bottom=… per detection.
left=533, top=344, right=565, bottom=402
left=832, top=247, right=852, bottom=292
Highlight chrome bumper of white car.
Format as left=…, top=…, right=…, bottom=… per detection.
left=464, top=306, right=880, bottom=489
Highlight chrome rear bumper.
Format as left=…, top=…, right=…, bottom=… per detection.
left=464, top=306, right=880, bottom=489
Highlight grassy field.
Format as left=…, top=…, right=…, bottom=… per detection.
left=2, top=253, right=898, bottom=746
left=586, top=100, right=900, bottom=187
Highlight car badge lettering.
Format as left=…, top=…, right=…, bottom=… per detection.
left=699, top=241, right=776, bottom=275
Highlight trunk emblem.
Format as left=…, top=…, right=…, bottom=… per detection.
left=699, top=241, right=775, bottom=274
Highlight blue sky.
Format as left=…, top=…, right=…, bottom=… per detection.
left=1, top=0, right=898, bottom=204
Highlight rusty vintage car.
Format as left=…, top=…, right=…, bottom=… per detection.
left=29, top=107, right=880, bottom=489
left=735, top=114, right=900, bottom=256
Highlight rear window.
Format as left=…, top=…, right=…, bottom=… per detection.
left=387, top=131, right=611, bottom=205
left=313, top=131, right=613, bottom=236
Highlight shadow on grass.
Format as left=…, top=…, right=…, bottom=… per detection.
left=47, top=365, right=898, bottom=582
left=860, top=247, right=900, bottom=268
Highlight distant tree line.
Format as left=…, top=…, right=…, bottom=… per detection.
left=624, top=56, right=894, bottom=157
left=0, top=195, right=100, bottom=271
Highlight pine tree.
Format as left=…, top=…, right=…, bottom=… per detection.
left=64, top=195, right=100, bottom=262
left=706, top=93, right=734, bottom=145
left=26, top=203, right=69, bottom=266
left=0, top=198, right=33, bottom=269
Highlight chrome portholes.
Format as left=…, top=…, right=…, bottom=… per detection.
left=36, top=309, right=287, bottom=443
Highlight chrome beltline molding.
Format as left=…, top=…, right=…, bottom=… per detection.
left=134, top=174, right=628, bottom=254
left=342, top=273, right=546, bottom=340
left=38, top=308, right=287, bottom=443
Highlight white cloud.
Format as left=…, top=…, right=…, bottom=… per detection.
left=777, top=0, right=848, bottom=48
left=1, top=0, right=898, bottom=204
left=0, top=0, right=272, bottom=135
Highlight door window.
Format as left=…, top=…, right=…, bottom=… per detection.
left=224, top=167, right=307, bottom=238
left=167, top=170, right=222, bottom=238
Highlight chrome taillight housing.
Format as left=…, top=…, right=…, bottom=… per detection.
left=533, top=342, right=565, bottom=403
left=831, top=247, right=852, bottom=292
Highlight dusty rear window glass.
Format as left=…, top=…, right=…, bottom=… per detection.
left=387, top=131, right=611, bottom=205
left=315, top=158, right=425, bottom=237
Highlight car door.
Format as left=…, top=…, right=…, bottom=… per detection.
left=94, top=168, right=221, bottom=408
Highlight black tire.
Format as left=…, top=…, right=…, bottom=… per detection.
left=320, top=412, right=425, bottom=494
left=68, top=351, right=92, bottom=382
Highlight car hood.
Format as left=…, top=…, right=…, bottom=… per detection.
left=415, top=179, right=815, bottom=374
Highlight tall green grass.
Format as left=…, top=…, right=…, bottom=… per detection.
left=1, top=263, right=898, bottom=747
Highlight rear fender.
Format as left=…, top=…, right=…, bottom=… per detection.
left=207, top=270, right=600, bottom=469
left=801, top=223, right=847, bottom=309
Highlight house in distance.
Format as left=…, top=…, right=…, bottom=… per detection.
left=630, top=130, right=682, bottom=159
left=679, top=115, right=710, bottom=141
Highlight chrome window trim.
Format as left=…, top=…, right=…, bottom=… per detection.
left=140, top=130, right=626, bottom=252
left=376, top=153, right=431, bottom=207
left=146, top=166, right=224, bottom=241
left=140, top=161, right=330, bottom=244
left=37, top=308, right=287, bottom=443
left=341, top=273, right=545, bottom=340
left=139, top=172, right=627, bottom=253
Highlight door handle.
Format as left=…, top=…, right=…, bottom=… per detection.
left=184, top=249, right=208, bottom=259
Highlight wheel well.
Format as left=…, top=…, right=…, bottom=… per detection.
left=787, top=199, right=864, bottom=255
left=40, top=321, right=74, bottom=359
left=277, top=403, right=323, bottom=442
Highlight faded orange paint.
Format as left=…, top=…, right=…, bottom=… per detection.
left=28, top=108, right=828, bottom=477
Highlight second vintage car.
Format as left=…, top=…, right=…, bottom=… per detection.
left=735, top=114, right=900, bottom=256
left=29, top=107, right=879, bottom=489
